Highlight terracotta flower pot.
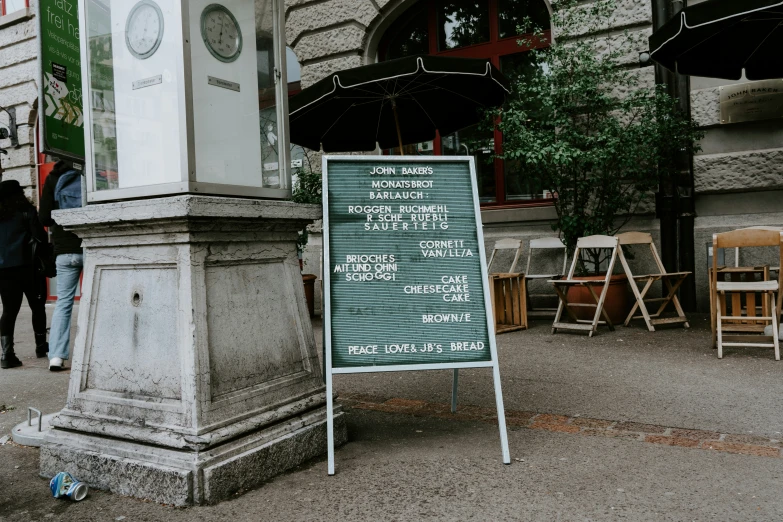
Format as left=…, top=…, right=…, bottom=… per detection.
left=565, top=274, right=629, bottom=325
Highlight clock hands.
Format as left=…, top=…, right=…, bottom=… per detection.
left=217, top=14, right=226, bottom=47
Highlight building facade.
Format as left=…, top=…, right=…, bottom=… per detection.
left=1, top=0, right=781, bottom=311
left=0, top=0, right=39, bottom=201
left=289, top=0, right=783, bottom=312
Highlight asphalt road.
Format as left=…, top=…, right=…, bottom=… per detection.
left=2, top=306, right=783, bottom=520
left=3, top=410, right=782, bottom=521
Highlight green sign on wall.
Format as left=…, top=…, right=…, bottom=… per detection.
left=38, top=0, right=85, bottom=161
left=322, top=156, right=509, bottom=475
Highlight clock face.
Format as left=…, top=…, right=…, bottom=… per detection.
left=125, top=1, right=164, bottom=60
left=201, top=5, right=243, bottom=63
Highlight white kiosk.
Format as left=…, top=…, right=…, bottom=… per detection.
left=39, top=0, right=344, bottom=505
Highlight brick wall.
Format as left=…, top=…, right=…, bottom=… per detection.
left=0, top=0, right=38, bottom=201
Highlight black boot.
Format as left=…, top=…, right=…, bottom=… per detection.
left=1, top=336, right=22, bottom=369
left=35, top=333, right=49, bottom=358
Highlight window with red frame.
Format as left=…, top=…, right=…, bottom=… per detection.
left=378, top=0, right=551, bottom=207
left=1, top=0, right=28, bottom=16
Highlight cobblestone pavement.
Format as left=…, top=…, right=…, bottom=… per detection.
left=1, top=307, right=783, bottom=520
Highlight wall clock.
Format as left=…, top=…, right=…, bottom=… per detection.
left=201, top=4, right=243, bottom=63
left=125, top=0, right=165, bottom=60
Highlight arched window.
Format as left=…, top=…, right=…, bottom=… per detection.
left=379, top=0, right=551, bottom=206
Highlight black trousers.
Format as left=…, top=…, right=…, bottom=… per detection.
left=0, top=266, right=47, bottom=339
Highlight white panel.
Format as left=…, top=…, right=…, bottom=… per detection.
left=111, top=0, right=187, bottom=188
left=189, top=0, right=264, bottom=187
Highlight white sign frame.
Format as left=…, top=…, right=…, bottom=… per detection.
left=322, top=155, right=511, bottom=475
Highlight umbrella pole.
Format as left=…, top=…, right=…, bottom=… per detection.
left=392, top=99, right=404, bottom=156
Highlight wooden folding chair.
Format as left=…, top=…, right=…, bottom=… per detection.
left=711, top=228, right=782, bottom=360
left=710, top=226, right=783, bottom=340
left=550, top=235, right=619, bottom=337
left=615, top=232, right=690, bottom=331
left=487, top=239, right=528, bottom=333
left=524, top=237, right=568, bottom=318
left=487, top=238, right=523, bottom=274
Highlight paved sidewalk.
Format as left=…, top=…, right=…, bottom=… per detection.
left=1, top=306, right=783, bottom=520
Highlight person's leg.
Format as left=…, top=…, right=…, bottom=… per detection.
left=0, top=279, right=25, bottom=368
left=49, top=254, right=83, bottom=366
left=23, top=272, right=49, bottom=357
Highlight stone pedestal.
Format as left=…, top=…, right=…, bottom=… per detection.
left=39, top=196, right=345, bottom=505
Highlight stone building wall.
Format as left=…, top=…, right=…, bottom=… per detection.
left=0, top=0, right=39, bottom=201
left=687, top=0, right=783, bottom=311
left=286, top=0, right=660, bottom=314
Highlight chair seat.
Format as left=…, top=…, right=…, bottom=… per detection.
left=525, top=274, right=560, bottom=280
left=491, top=272, right=524, bottom=278
left=632, top=271, right=691, bottom=281
left=549, top=279, right=605, bottom=286
left=716, top=281, right=779, bottom=292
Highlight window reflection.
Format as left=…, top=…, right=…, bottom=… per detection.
left=377, top=0, right=553, bottom=205
left=3, top=0, right=26, bottom=14
left=87, top=0, right=118, bottom=191
left=386, top=140, right=436, bottom=156
left=500, top=52, right=547, bottom=201
left=441, top=124, right=496, bottom=203
left=497, top=0, right=550, bottom=39
left=437, top=0, right=490, bottom=51
left=257, top=36, right=280, bottom=188
left=384, top=3, right=429, bottom=60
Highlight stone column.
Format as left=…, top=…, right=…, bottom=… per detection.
left=40, top=196, right=346, bottom=506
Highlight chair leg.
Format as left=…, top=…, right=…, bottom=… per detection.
left=655, top=277, right=687, bottom=320
left=772, top=296, right=780, bottom=361
left=716, top=298, right=723, bottom=359
left=552, top=285, right=565, bottom=335
left=586, top=283, right=614, bottom=333
left=634, top=279, right=656, bottom=331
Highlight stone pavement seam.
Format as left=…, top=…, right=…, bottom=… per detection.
left=339, top=393, right=783, bottom=459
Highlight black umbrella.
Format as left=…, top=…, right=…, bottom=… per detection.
left=649, top=0, right=783, bottom=80
left=288, top=55, right=510, bottom=153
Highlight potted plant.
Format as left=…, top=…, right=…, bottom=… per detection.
left=291, top=163, right=322, bottom=318
left=495, top=0, right=703, bottom=322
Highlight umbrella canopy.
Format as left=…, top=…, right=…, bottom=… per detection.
left=649, top=0, right=783, bottom=80
left=288, top=55, right=510, bottom=153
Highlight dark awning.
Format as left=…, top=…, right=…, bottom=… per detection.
left=649, top=0, right=783, bottom=80
left=288, top=55, right=509, bottom=152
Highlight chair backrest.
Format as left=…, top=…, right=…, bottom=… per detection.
left=616, top=231, right=652, bottom=246
left=713, top=229, right=783, bottom=249
left=525, top=237, right=567, bottom=276
left=576, top=235, right=619, bottom=250
left=616, top=231, right=667, bottom=274
left=728, top=227, right=783, bottom=267
left=566, top=235, right=620, bottom=280
left=713, top=228, right=783, bottom=291
left=488, top=238, right=523, bottom=273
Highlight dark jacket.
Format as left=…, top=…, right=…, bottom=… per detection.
left=0, top=204, right=47, bottom=269
left=39, top=161, right=83, bottom=256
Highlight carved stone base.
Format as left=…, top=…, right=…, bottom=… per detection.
left=39, top=196, right=342, bottom=505
left=41, top=407, right=346, bottom=505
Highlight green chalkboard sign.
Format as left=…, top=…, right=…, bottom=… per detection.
left=324, top=156, right=496, bottom=370
left=38, top=0, right=85, bottom=161
left=322, top=156, right=510, bottom=475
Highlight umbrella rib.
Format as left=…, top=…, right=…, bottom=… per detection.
left=291, top=96, right=379, bottom=123
left=319, top=103, right=363, bottom=142
left=393, top=74, right=448, bottom=97
left=410, top=94, right=438, bottom=130
left=375, top=97, right=386, bottom=144
left=418, top=83, right=490, bottom=107
left=742, top=21, right=783, bottom=68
